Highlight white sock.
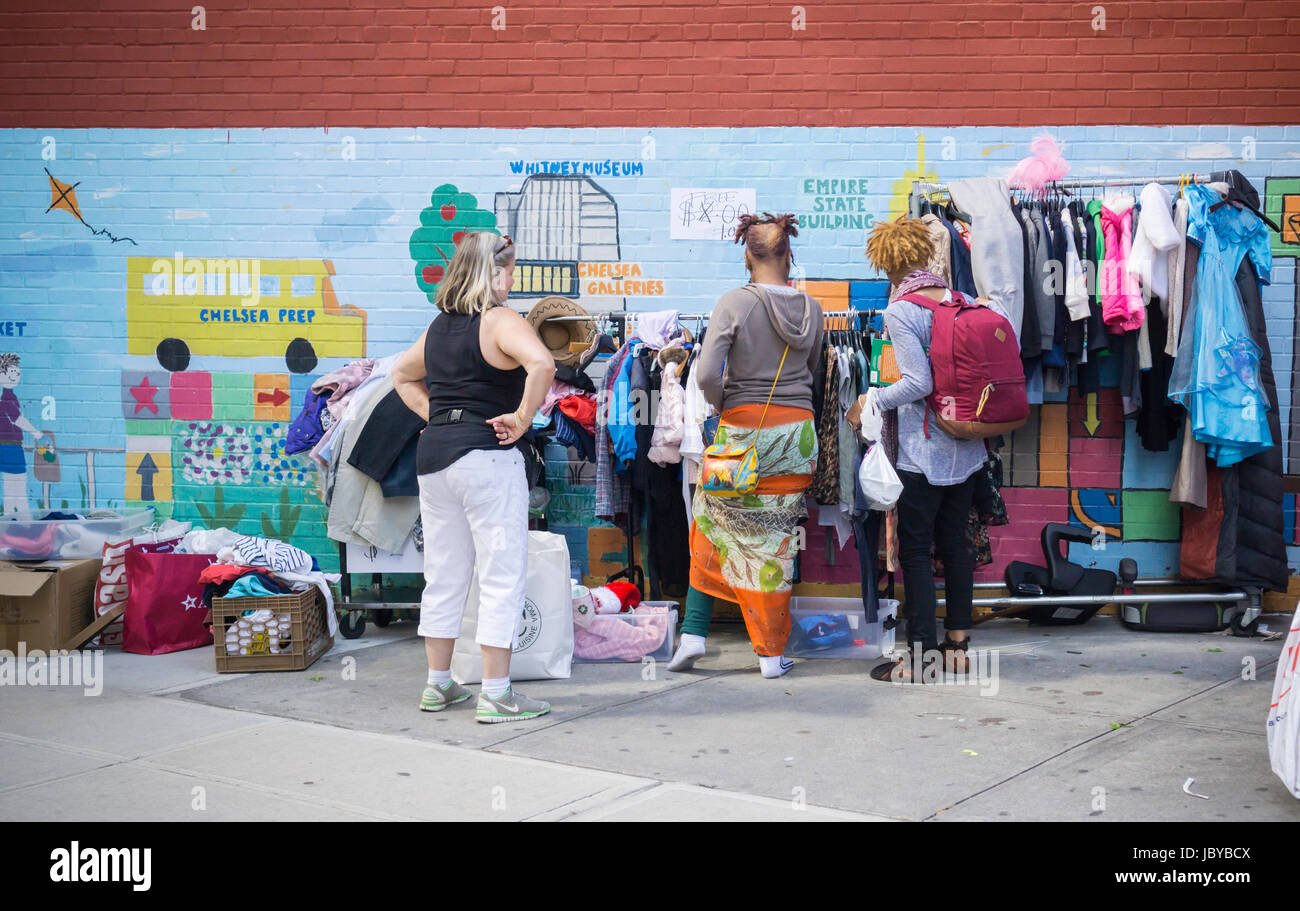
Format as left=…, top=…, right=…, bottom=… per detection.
left=427, top=669, right=451, bottom=689
left=667, top=633, right=706, bottom=671
left=482, top=676, right=511, bottom=699
left=759, top=655, right=795, bottom=679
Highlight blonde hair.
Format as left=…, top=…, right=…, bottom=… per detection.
left=865, top=215, right=933, bottom=277
left=434, top=232, right=516, bottom=315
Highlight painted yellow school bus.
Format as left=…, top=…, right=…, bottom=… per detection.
left=127, top=256, right=367, bottom=373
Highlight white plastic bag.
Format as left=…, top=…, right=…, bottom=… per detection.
left=858, top=389, right=883, bottom=443
left=1267, top=605, right=1300, bottom=798
left=452, top=531, right=574, bottom=684
left=858, top=442, right=902, bottom=511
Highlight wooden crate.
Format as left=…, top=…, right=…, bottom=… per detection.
left=212, top=588, right=333, bottom=673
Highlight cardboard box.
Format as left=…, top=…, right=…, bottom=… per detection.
left=0, top=559, right=102, bottom=652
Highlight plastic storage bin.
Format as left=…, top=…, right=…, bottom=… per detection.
left=0, top=508, right=156, bottom=561
left=573, top=604, right=677, bottom=664
left=784, top=597, right=898, bottom=660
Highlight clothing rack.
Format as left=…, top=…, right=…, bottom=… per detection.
left=542, top=309, right=883, bottom=342
left=539, top=307, right=884, bottom=594
left=910, top=173, right=1220, bottom=216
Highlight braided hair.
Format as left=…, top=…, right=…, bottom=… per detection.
left=734, top=211, right=799, bottom=262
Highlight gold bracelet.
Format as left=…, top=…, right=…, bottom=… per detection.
left=514, top=406, right=530, bottom=428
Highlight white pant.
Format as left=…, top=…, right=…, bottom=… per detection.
left=417, top=448, right=528, bottom=650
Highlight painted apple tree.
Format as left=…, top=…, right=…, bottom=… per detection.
left=409, top=184, right=499, bottom=301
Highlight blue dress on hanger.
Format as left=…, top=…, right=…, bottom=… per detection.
left=1167, top=183, right=1273, bottom=467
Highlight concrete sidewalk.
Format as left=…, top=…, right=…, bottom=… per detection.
left=1, top=616, right=1296, bottom=821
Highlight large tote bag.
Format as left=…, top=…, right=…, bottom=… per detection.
left=452, top=531, right=573, bottom=684
left=1268, top=606, right=1300, bottom=799
left=121, top=551, right=216, bottom=655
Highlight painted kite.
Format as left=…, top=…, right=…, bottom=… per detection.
left=44, top=168, right=136, bottom=245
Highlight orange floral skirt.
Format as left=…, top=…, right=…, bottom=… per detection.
left=689, top=404, right=816, bottom=656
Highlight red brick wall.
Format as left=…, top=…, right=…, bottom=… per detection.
left=2, top=0, right=1298, bottom=128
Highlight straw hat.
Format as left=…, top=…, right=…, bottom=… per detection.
left=525, top=297, right=594, bottom=366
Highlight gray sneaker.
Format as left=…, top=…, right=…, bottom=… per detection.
left=419, top=680, right=474, bottom=712
left=475, top=687, right=551, bottom=724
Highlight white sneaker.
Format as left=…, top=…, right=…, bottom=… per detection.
left=759, top=655, right=794, bottom=678
left=667, top=633, right=707, bottom=671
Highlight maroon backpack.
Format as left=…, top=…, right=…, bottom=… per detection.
left=900, top=291, right=1028, bottom=440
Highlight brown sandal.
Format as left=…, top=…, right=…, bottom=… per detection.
left=873, top=657, right=904, bottom=680
left=871, top=651, right=917, bottom=683
left=940, top=636, right=970, bottom=674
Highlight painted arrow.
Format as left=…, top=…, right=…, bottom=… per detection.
left=1082, top=392, right=1101, bottom=436
left=257, top=388, right=291, bottom=407
left=136, top=453, right=158, bottom=501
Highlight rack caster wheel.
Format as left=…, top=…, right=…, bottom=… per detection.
left=1229, top=612, right=1259, bottom=638
left=373, top=609, right=392, bottom=628
left=340, top=611, right=367, bottom=639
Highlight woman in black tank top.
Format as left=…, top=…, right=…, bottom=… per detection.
left=417, top=310, right=527, bottom=475
left=389, top=231, right=557, bottom=722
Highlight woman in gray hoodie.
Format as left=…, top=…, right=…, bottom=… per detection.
left=668, top=214, right=824, bottom=679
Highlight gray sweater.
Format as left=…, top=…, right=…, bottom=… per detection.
left=697, top=283, right=824, bottom=414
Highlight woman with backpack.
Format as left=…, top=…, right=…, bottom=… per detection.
left=667, top=213, right=824, bottom=679
left=853, top=216, right=1023, bottom=682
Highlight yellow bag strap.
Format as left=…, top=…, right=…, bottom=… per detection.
left=757, top=344, right=790, bottom=432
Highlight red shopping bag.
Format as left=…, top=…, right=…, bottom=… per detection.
left=121, top=551, right=216, bottom=655
left=93, top=534, right=184, bottom=648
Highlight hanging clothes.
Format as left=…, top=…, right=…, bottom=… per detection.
left=937, top=212, right=977, bottom=298
left=1170, top=237, right=1210, bottom=507
left=1011, top=200, right=1042, bottom=363
left=1100, top=197, right=1144, bottom=332
left=920, top=213, right=953, bottom=285
left=1167, top=183, right=1273, bottom=467
left=594, top=342, right=635, bottom=520
left=1178, top=236, right=1288, bottom=592
left=1128, top=182, right=1181, bottom=303
left=1135, top=292, right=1180, bottom=451
left=947, top=176, right=1025, bottom=341
left=811, top=345, right=841, bottom=505
left=1164, top=193, right=1192, bottom=358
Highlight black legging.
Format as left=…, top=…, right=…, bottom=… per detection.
left=896, top=469, right=976, bottom=653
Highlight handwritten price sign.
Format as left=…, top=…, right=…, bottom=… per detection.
left=669, top=188, right=756, bottom=241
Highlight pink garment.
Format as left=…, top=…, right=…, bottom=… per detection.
left=1100, top=206, right=1144, bottom=332
left=648, top=361, right=684, bottom=466
left=0, top=524, right=60, bottom=558
left=540, top=380, right=585, bottom=417
left=312, top=359, right=376, bottom=420
left=573, top=604, right=671, bottom=662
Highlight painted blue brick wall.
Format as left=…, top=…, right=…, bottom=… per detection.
left=0, top=125, right=1296, bottom=577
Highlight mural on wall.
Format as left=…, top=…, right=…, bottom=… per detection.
left=127, top=256, right=367, bottom=374
left=0, top=353, right=47, bottom=518
left=411, top=184, right=498, bottom=300
left=1264, top=176, right=1300, bottom=478
left=4, top=127, right=1296, bottom=580
left=44, top=168, right=136, bottom=246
